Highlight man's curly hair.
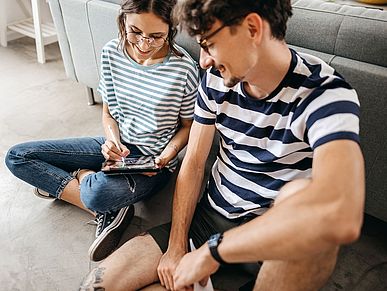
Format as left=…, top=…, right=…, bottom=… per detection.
left=174, top=0, right=292, bottom=40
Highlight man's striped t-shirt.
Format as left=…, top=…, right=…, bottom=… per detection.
left=195, top=49, right=360, bottom=219
left=98, top=39, right=199, bottom=171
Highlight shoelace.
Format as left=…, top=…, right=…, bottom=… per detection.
left=95, top=214, right=105, bottom=235
left=87, top=210, right=121, bottom=236
left=85, top=219, right=98, bottom=225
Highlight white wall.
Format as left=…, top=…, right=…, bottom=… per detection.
left=6, top=0, right=52, bottom=23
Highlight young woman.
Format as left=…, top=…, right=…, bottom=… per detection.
left=5, top=0, right=199, bottom=262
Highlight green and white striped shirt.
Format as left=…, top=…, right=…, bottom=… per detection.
left=98, top=39, right=199, bottom=171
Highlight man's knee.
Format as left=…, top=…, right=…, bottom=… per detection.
left=79, top=234, right=162, bottom=290
left=255, top=247, right=339, bottom=291
left=79, top=267, right=107, bottom=291
left=275, top=178, right=311, bottom=206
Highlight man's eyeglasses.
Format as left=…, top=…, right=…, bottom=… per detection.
left=197, top=16, right=244, bottom=54
left=126, top=29, right=167, bottom=48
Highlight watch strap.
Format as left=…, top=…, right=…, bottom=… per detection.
left=208, top=233, right=228, bottom=265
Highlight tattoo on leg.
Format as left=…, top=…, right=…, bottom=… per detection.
left=79, top=267, right=106, bottom=291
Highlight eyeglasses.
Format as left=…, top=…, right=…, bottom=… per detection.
left=126, top=29, right=167, bottom=48
left=197, top=16, right=244, bottom=54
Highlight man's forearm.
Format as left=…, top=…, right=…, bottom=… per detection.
left=218, top=189, right=337, bottom=263
left=167, top=122, right=216, bottom=251
left=168, top=158, right=205, bottom=250
left=202, top=140, right=364, bottom=264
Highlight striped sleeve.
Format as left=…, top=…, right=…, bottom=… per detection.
left=194, top=70, right=218, bottom=125
left=97, top=45, right=114, bottom=104
left=291, top=77, right=360, bottom=149
left=180, top=58, right=200, bottom=119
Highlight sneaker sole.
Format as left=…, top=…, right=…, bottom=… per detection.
left=88, top=205, right=135, bottom=262
left=33, top=188, right=56, bottom=200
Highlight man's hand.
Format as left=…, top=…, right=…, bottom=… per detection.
left=174, top=244, right=220, bottom=290
left=157, top=248, right=186, bottom=290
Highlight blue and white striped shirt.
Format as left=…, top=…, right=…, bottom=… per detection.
left=195, top=49, right=360, bottom=219
left=98, top=39, right=199, bottom=171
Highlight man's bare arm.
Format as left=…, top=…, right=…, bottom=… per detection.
left=173, top=139, right=365, bottom=289
left=218, top=139, right=365, bottom=262
left=157, top=121, right=216, bottom=289
left=168, top=122, right=216, bottom=249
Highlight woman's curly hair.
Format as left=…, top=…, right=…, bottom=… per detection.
left=174, top=0, right=292, bottom=40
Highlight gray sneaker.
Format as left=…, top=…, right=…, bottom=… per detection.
left=33, top=188, right=55, bottom=200
left=88, top=205, right=135, bottom=262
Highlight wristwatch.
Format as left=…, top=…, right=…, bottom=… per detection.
left=208, top=233, right=228, bottom=265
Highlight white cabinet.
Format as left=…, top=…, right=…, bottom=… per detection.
left=0, top=0, right=57, bottom=63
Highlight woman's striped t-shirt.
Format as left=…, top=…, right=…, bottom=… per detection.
left=195, top=49, right=360, bottom=219
left=98, top=39, right=199, bottom=171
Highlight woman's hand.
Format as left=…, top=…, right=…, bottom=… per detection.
left=140, top=156, right=167, bottom=177
left=155, top=156, right=169, bottom=168
left=101, top=140, right=129, bottom=161
left=153, top=142, right=179, bottom=170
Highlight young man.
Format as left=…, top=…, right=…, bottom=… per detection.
left=80, top=0, right=365, bottom=290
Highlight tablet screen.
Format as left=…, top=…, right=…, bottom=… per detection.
left=102, top=156, right=160, bottom=174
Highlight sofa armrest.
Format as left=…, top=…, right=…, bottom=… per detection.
left=48, top=0, right=76, bottom=81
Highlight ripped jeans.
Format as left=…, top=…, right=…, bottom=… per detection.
left=5, top=137, right=171, bottom=213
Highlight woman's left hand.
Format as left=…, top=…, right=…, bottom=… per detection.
left=155, top=156, right=169, bottom=168
left=141, top=156, right=168, bottom=177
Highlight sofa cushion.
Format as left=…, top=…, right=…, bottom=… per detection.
left=59, top=0, right=100, bottom=88
left=88, top=0, right=120, bottom=73
left=48, top=0, right=77, bottom=80
left=288, top=0, right=387, bottom=67
left=330, top=58, right=387, bottom=220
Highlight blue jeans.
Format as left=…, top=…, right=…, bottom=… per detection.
left=5, top=137, right=172, bottom=213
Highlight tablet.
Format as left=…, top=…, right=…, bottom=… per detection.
left=101, top=156, right=160, bottom=175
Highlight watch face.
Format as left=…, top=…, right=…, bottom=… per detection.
left=208, top=233, right=221, bottom=247
left=208, top=233, right=226, bottom=265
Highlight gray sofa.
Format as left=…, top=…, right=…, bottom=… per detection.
left=48, top=0, right=387, bottom=226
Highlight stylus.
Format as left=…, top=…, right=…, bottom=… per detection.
left=108, top=125, right=125, bottom=163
